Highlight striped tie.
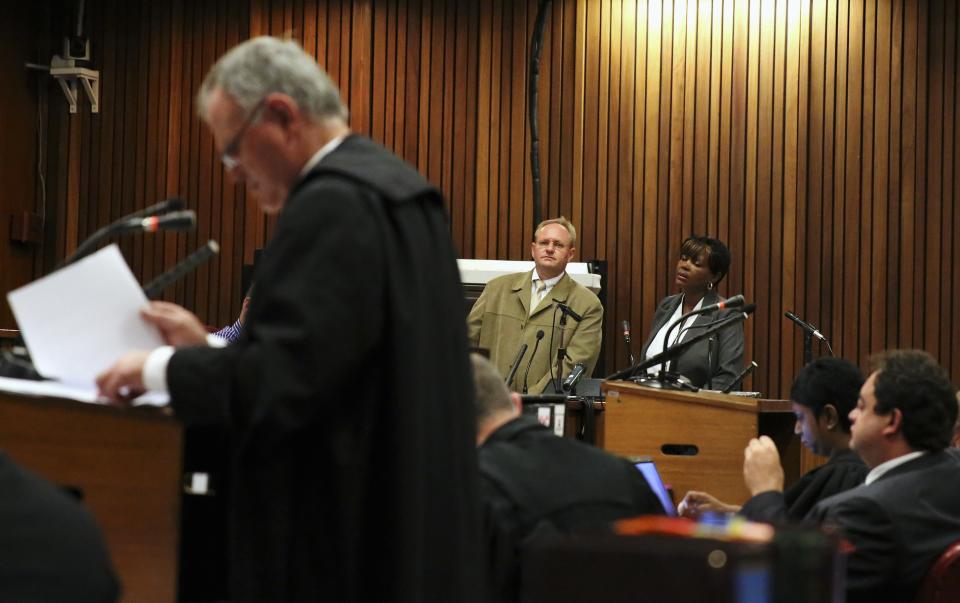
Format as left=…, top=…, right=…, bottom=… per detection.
left=531, top=280, right=547, bottom=315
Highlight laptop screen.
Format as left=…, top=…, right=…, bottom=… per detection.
left=635, top=460, right=677, bottom=517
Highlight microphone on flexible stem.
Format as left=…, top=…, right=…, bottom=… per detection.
left=522, top=330, right=545, bottom=395
left=504, top=343, right=528, bottom=388
left=561, top=362, right=587, bottom=393
left=554, top=301, right=583, bottom=322
left=124, top=197, right=185, bottom=221
left=721, top=360, right=758, bottom=394
left=143, top=240, right=220, bottom=299
left=700, top=294, right=745, bottom=313
left=61, top=197, right=190, bottom=267
left=621, top=320, right=635, bottom=366
left=784, top=311, right=827, bottom=341
left=117, top=210, right=197, bottom=234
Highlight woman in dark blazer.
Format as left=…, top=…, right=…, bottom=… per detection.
left=639, top=236, right=744, bottom=391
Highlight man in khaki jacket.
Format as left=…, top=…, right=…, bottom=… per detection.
left=467, top=217, right=602, bottom=394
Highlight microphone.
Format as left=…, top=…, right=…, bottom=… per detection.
left=504, top=343, right=528, bottom=388
left=722, top=361, right=758, bottom=394
left=522, top=330, right=546, bottom=394
left=125, top=197, right=185, bottom=221
left=561, top=362, right=587, bottom=393
left=784, top=311, right=827, bottom=341
left=741, top=303, right=757, bottom=317
left=118, top=210, right=197, bottom=233
left=554, top=301, right=583, bottom=322
left=143, top=240, right=220, bottom=299
left=700, top=294, right=745, bottom=313
left=61, top=198, right=193, bottom=266
left=622, top=320, right=636, bottom=365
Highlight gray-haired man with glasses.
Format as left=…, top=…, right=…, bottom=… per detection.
left=97, top=37, right=481, bottom=603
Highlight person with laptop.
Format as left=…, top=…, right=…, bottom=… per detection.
left=471, top=353, right=664, bottom=603
left=679, top=357, right=868, bottom=521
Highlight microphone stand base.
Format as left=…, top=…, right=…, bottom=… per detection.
left=628, top=372, right=699, bottom=392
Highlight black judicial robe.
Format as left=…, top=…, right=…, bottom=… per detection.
left=167, top=134, right=482, bottom=602
left=739, top=448, right=867, bottom=523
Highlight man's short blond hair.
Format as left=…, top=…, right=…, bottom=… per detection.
left=533, top=216, right=577, bottom=248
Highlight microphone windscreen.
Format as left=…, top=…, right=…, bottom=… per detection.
left=723, top=294, right=746, bottom=308
left=742, top=303, right=757, bottom=315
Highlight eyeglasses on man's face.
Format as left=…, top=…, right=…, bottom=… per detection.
left=221, top=99, right=266, bottom=171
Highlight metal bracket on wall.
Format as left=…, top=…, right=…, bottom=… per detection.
left=49, top=55, right=100, bottom=114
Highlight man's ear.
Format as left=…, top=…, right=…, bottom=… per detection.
left=819, top=404, right=840, bottom=430
left=882, top=408, right=903, bottom=437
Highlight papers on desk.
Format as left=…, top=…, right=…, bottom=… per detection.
left=5, top=245, right=167, bottom=406
left=0, top=376, right=168, bottom=407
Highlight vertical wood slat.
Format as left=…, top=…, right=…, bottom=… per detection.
left=17, top=0, right=958, bottom=396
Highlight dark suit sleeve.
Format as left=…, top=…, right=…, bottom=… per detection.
left=710, top=311, right=744, bottom=391
left=739, top=490, right=791, bottom=524
left=168, top=176, right=385, bottom=433
left=815, top=496, right=898, bottom=602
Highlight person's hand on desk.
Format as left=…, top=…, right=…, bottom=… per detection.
left=142, top=301, right=208, bottom=346
left=677, top=491, right=741, bottom=518
left=96, top=350, right=150, bottom=405
left=742, top=435, right=785, bottom=496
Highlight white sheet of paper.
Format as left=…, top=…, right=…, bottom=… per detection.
left=7, top=244, right=165, bottom=387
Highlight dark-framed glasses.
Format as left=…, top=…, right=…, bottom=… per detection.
left=221, top=98, right=266, bottom=171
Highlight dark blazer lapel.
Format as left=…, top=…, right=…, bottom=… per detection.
left=641, top=294, right=683, bottom=354
left=686, top=290, right=723, bottom=333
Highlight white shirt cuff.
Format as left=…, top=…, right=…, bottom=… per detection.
left=206, top=333, right=229, bottom=348
left=142, top=346, right=175, bottom=393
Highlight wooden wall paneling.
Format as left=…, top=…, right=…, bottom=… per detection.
left=665, top=0, right=683, bottom=274
left=569, top=0, right=586, bottom=234
left=489, top=0, right=504, bottom=258
left=640, top=0, right=661, bottom=343
left=954, top=7, right=960, bottom=381
left=871, top=0, right=890, bottom=360
left=912, top=0, right=928, bottom=352
left=496, top=0, right=512, bottom=257
left=779, top=0, right=803, bottom=392
left=954, top=0, right=960, bottom=381
left=899, top=0, right=917, bottom=347
left=756, top=0, right=776, bottom=396
left=883, top=0, right=901, bottom=349
left=744, top=3, right=756, bottom=391
left=580, top=0, right=601, bottom=261
left=625, top=0, right=646, bottom=375
left=843, top=0, right=862, bottom=366
left=509, top=0, right=528, bottom=258
left=692, top=0, right=711, bottom=237
left=942, top=0, right=957, bottom=374
left=611, top=0, right=636, bottom=373
left=925, top=0, right=945, bottom=364
left=859, top=0, right=876, bottom=365
left=473, top=0, right=490, bottom=259
left=437, top=0, right=454, bottom=223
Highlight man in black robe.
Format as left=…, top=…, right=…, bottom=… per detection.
left=471, top=354, right=663, bottom=602
left=98, top=37, right=481, bottom=603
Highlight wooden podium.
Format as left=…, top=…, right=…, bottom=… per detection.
left=0, top=391, right=182, bottom=603
left=599, top=381, right=797, bottom=505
